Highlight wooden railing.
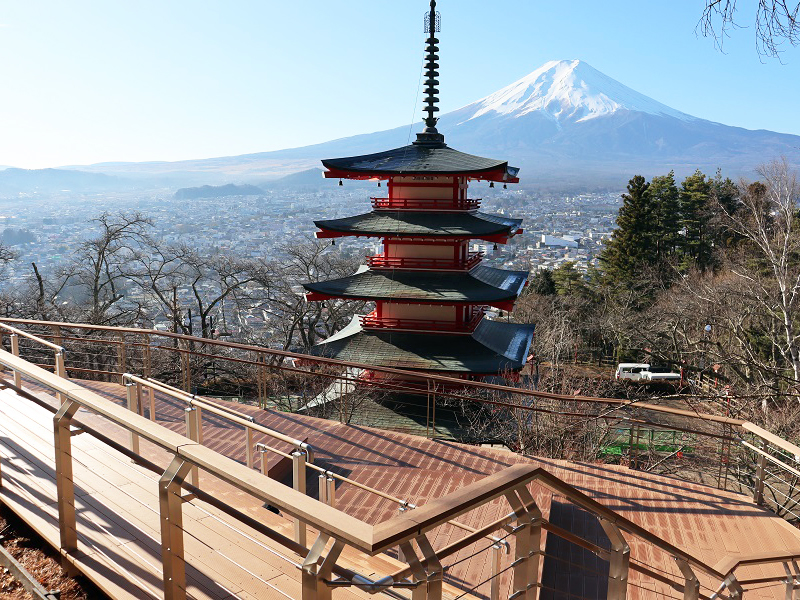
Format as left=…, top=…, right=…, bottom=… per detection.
left=366, top=251, right=483, bottom=271
left=0, top=326, right=800, bottom=600
left=2, top=318, right=800, bottom=528
left=2, top=341, right=800, bottom=598
left=371, top=197, right=481, bottom=211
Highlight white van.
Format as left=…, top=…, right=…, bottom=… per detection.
left=614, top=363, right=651, bottom=381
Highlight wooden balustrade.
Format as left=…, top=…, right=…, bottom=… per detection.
left=2, top=320, right=800, bottom=599
left=371, top=197, right=480, bottom=211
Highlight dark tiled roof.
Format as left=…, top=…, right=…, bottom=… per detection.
left=322, top=143, right=519, bottom=178
left=315, top=211, right=522, bottom=238
left=310, top=317, right=535, bottom=373
left=304, top=265, right=528, bottom=304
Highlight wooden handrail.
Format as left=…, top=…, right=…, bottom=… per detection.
left=4, top=344, right=800, bottom=595
left=742, top=422, right=800, bottom=458
left=0, top=317, right=747, bottom=426
left=714, top=549, right=800, bottom=576
left=6, top=326, right=800, bottom=599
left=0, top=323, right=64, bottom=353
left=372, top=464, right=539, bottom=550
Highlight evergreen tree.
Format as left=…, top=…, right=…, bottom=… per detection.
left=649, top=171, right=680, bottom=260
left=599, top=175, right=655, bottom=281
left=552, top=262, right=583, bottom=296
left=530, top=268, right=556, bottom=295
left=709, top=169, right=742, bottom=250
left=679, top=170, right=713, bottom=270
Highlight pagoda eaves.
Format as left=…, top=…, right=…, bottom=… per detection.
left=322, top=143, right=520, bottom=183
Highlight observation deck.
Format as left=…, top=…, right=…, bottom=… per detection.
left=0, top=319, right=797, bottom=600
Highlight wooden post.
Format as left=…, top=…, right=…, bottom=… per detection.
left=293, top=451, right=307, bottom=547
left=505, top=485, right=542, bottom=599
left=260, top=449, right=269, bottom=477
left=52, top=325, right=63, bottom=348
left=399, top=536, right=443, bottom=600
left=753, top=450, right=767, bottom=506
left=159, top=457, right=192, bottom=600
left=55, top=351, right=67, bottom=403
left=184, top=408, right=200, bottom=487
left=326, top=476, right=335, bottom=508
left=180, top=340, right=191, bottom=393
left=195, top=406, right=203, bottom=444
left=10, top=334, right=20, bottom=388
left=144, top=334, right=152, bottom=379
left=426, top=381, right=431, bottom=439
left=256, top=354, right=264, bottom=409
left=117, top=332, right=126, bottom=384
left=149, top=385, right=156, bottom=422
left=599, top=518, right=630, bottom=600
left=431, top=384, right=436, bottom=438
left=416, top=535, right=443, bottom=600
left=318, top=473, right=327, bottom=505
left=53, top=400, right=80, bottom=567
left=246, top=427, right=254, bottom=469
left=397, top=503, right=411, bottom=563
left=126, top=384, right=140, bottom=455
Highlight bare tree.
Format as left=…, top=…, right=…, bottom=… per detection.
left=698, top=0, right=800, bottom=57
left=132, top=240, right=256, bottom=338
left=249, top=241, right=365, bottom=353
left=81, top=213, right=152, bottom=323
left=721, top=159, right=800, bottom=385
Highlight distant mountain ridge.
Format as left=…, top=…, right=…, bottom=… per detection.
left=54, top=60, right=800, bottom=189
left=0, top=167, right=125, bottom=195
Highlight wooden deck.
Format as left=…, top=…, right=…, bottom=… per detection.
left=2, top=373, right=800, bottom=599
left=0, top=381, right=465, bottom=600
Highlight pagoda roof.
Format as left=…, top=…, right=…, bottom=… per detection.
left=309, top=316, right=535, bottom=373
left=322, top=143, right=519, bottom=182
left=315, top=211, right=522, bottom=239
left=303, top=265, right=528, bottom=306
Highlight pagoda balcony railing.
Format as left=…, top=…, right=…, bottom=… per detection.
left=359, top=309, right=484, bottom=334
left=371, top=197, right=481, bottom=211
left=367, top=252, right=483, bottom=271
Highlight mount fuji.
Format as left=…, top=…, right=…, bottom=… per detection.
left=69, top=60, right=800, bottom=189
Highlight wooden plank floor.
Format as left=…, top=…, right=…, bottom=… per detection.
left=0, top=382, right=472, bottom=600
left=62, top=379, right=800, bottom=599
left=7, top=373, right=800, bottom=599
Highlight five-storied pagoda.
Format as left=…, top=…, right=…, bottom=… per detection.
left=304, top=0, right=535, bottom=381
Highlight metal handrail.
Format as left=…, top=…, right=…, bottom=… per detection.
left=123, top=373, right=314, bottom=461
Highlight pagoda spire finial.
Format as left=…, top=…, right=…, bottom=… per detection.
left=415, top=0, right=445, bottom=146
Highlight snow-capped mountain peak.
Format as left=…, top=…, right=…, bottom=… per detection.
left=463, top=59, right=694, bottom=124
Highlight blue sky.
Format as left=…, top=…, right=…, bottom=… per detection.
left=1, top=0, right=798, bottom=168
